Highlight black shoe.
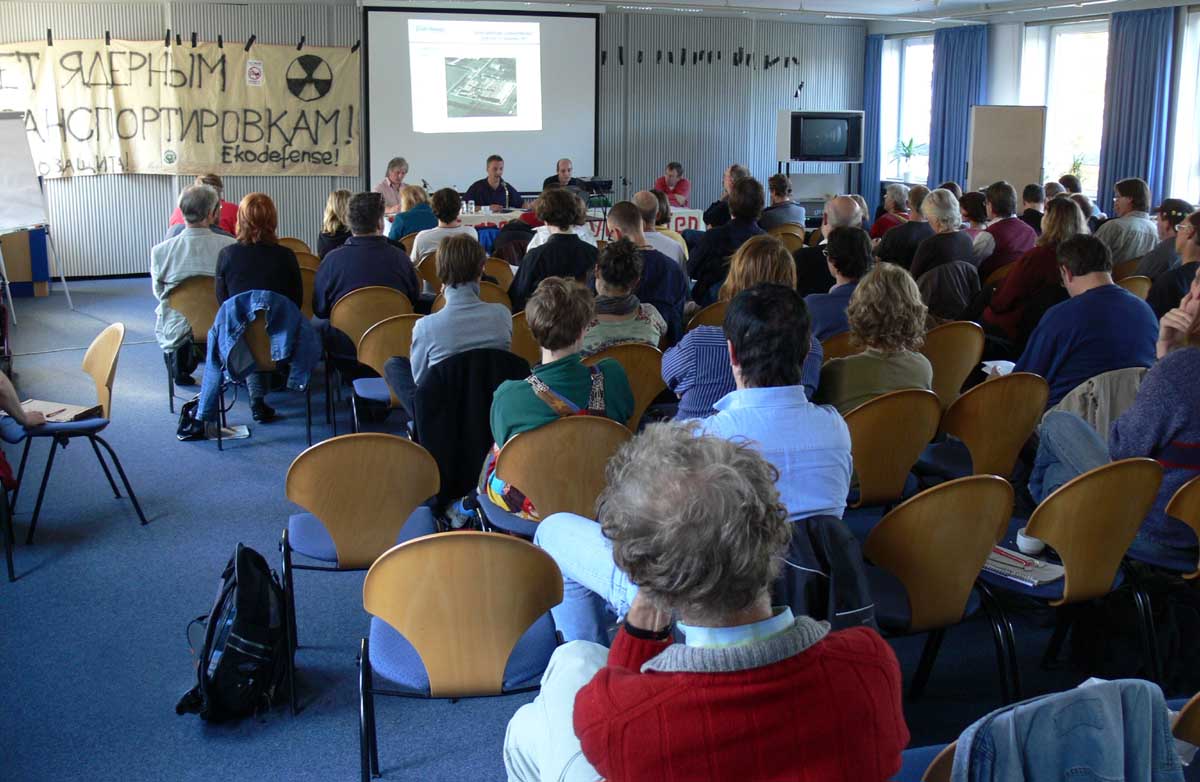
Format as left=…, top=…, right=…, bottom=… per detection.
left=174, top=373, right=197, bottom=386
left=250, top=399, right=277, bottom=423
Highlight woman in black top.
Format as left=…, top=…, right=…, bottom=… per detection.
left=910, top=188, right=976, bottom=280
left=317, top=189, right=352, bottom=259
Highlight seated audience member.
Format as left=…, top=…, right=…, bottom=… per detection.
left=654, top=161, right=691, bottom=208
left=875, top=185, right=933, bottom=269
left=215, top=193, right=303, bottom=422
left=542, top=158, right=585, bottom=191
left=510, top=189, right=598, bottom=311
left=1096, top=177, right=1158, bottom=264
left=152, top=184, right=236, bottom=385
left=849, top=194, right=872, bottom=231
left=795, top=195, right=861, bottom=296
left=651, top=189, right=689, bottom=258
left=582, top=239, right=666, bottom=355
left=0, top=370, right=46, bottom=438
left=411, top=188, right=477, bottom=263
left=758, top=173, right=807, bottom=231
left=806, top=227, right=872, bottom=341
left=975, top=181, right=1038, bottom=281
left=1138, top=198, right=1193, bottom=280
left=540, top=285, right=853, bottom=638
left=937, top=181, right=962, bottom=199
left=605, top=201, right=688, bottom=343
left=1044, top=180, right=1067, bottom=199
left=702, top=163, right=751, bottom=229
left=1057, top=174, right=1082, bottom=196
left=1020, top=184, right=1045, bottom=235
left=960, top=190, right=989, bottom=239
left=1147, top=210, right=1199, bottom=318
left=373, top=156, right=407, bottom=215
left=910, top=188, right=974, bottom=279
left=317, top=189, right=352, bottom=260
left=1030, top=276, right=1200, bottom=565
left=689, top=175, right=766, bottom=305
left=665, top=235, right=822, bottom=418
left=814, top=263, right=933, bottom=415
left=386, top=185, right=436, bottom=242
left=167, top=173, right=238, bottom=236
left=632, top=190, right=685, bottom=268
left=465, top=154, right=524, bottom=212
left=313, top=192, right=420, bottom=358
left=869, top=183, right=910, bottom=240
left=983, top=195, right=1088, bottom=345
left=1071, top=193, right=1104, bottom=234
left=523, top=188, right=597, bottom=253
left=1013, top=235, right=1157, bottom=407
left=506, top=420, right=903, bottom=782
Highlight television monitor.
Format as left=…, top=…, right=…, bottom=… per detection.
left=776, top=110, right=864, bottom=163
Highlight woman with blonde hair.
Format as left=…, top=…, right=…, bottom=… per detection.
left=387, top=184, right=437, bottom=242
left=813, top=262, right=932, bottom=414
left=663, top=234, right=822, bottom=418
left=317, top=189, right=351, bottom=259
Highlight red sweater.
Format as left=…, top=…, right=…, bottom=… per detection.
left=870, top=211, right=909, bottom=240
left=168, top=200, right=239, bottom=235
left=573, top=624, right=908, bottom=782
left=654, top=176, right=691, bottom=208
left=983, top=243, right=1060, bottom=341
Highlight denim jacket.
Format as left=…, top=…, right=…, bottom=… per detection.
left=952, top=679, right=1183, bottom=782
left=198, top=290, right=321, bottom=421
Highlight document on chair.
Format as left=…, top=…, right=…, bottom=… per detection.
left=18, top=399, right=101, bottom=422
left=981, top=360, right=1016, bottom=377
left=984, top=546, right=1064, bottom=586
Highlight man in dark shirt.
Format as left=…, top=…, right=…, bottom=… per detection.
left=794, top=195, right=860, bottom=296
left=689, top=175, right=765, bottom=306
left=1020, top=184, right=1045, bottom=235
left=510, top=188, right=597, bottom=311
left=874, top=185, right=933, bottom=270
left=542, top=158, right=586, bottom=191
left=464, top=154, right=524, bottom=212
left=701, top=163, right=751, bottom=229
left=605, top=201, right=689, bottom=346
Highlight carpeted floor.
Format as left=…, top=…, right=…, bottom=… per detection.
left=0, top=279, right=1167, bottom=781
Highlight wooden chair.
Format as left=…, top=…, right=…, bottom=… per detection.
left=939, top=373, right=1049, bottom=478
left=583, top=342, right=666, bottom=430
left=415, top=254, right=443, bottom=294
left=398, top=232, right=419, bottom=255
left=1117, top=275, right=1152, bottom=299
left=484, top=258, right=515, bottom=291
left=1126, top=474, right=1200, bottom=578
left=864, top=476, right=1019, bottom=702
left=281, top=433, right=440, bottom=713
left=359, top=532, right=562, bottom=780
left=295, top=251, right=320, bottom=272
left=844, top=389, right=942, bottom=508
left=1174, top=691, right=1200, bottom=746
left=686, top=300, right=728, bottom=332
left=510, top=311, right=541, bottom=367
left=920, top=321, right=984, bottom=411
left=165, top=275, right=219, bottom=413
left=984, top=263, right=1013, bottom=287
left=280, top=237, right=311, bottom=255
left=1112, top=257, right=1141, bottom=281
left=822, top=331, right=862, bottom=363
left=774, top=232, right=807, bottom=253
left=807, top=229, right=823, bottom=247
left=768, top=223, right=806, bottom=241
left=299, top=267, right=316, bottom=319
left=350, top=314, right=422, bottom=431
left=431, top=280, right=511, bottom=313
left=329, top=287, right=415, bottom=354
left=10, top=323, right=147, bottom=544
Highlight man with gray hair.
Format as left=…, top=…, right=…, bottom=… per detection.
left=632, top=190, right=686, bottom=268
left=874, top=184, right=933, bottom=269
left=869, top=182, right=911, bottom=239
left=794, top=194, right=862, bottom=296
left=150, top=184, right=236, bottom=385
left=702, top=162, right=752, bottom=229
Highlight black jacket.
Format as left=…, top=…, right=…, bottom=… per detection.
left=312, top=236, right=419, bottom=319
left=688, top=218, right=764, bottom=305
left=216, top=242, right=303, bottom=308
left=511, top=234, right=598, bottom=311
left=794, top=244, right=836, bottom=297
left=771, top=515, right=878, bottom=631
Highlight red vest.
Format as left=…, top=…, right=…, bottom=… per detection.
left=980, top=217, right=1037, bottom=280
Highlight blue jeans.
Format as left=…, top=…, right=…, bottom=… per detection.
left=533, top=513, right=640, bottom=645
left=244, top=372, right=269, bottom=402
left=1029, top=411, right=1109, bottom=503
left=383, top=356, right=417, bottom=418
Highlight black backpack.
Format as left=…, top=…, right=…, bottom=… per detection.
left=175, top=544, right=291, bottom=722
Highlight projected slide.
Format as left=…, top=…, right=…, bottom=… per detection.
left=409, top=19, right=543, bottom=134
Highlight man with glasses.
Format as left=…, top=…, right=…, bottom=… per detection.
left=1097, top=177, right=1158, bottom=264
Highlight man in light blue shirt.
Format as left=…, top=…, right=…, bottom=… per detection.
left=534, top=283, right=852, bottom=643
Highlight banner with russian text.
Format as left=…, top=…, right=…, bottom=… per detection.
left=0, top=38, right=359, bottom=178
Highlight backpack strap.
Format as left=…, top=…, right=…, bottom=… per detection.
left=526, top=374, right=581, bottom=418
left=585, top=365, right=606, bottom=414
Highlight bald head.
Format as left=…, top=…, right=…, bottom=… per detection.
left=632, top=191, right=659, bottom=230
left=823, top=195, right=862, bottom=238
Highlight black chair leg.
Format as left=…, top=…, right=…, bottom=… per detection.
left=359, top=638, right=379, bottom=782
left=1041, top=608, right=1073, bottom=669
left=165, top=352, right=176, bottom=414
left=908, top=627, right=945, bottom=701
left=282, top=531, right=299, bottom=651
left=2, top=491, right=14, bottom=582
left=91, top=436, right=147, bottom=525
left=216, top=386, right=224, bottom=451
left=12, top=437, right=32, bottom=510
left=25, top=437, right=60, bottom=545
left=1133, top=587, right=1163, bottom=684
left=281, top=530, right=298, bottom=715
left=89, top=437, right=121, bottom=498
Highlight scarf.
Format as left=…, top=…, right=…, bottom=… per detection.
left=594, top=293, right=639, bottom=316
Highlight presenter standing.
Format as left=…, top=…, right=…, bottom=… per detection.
left=373, top=157, right=408, bottom=216
left=654, top=162, right=691, bottom=208
left=465, top=155, right=524, bottom=212
left=542, top=158, right=585, bottom=191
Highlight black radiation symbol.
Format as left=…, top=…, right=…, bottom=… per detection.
left=286, top=54, right=333, bottom=102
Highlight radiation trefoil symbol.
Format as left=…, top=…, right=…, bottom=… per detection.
left=286, top=55, right=333, bottom=102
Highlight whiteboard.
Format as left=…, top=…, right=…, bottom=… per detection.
left=0, top=112, right=48, bottom=235
left=966, top=105, right=1047, bottom=193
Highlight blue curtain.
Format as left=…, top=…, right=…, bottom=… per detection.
left=1097, top=8, right=1175, bottom=211
left=859, top=34, right=885, bottom=222
left=927, top=25, right=989, bottom=189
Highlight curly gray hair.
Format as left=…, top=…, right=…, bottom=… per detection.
left=885, top=183, right=910, bottom=212
left=922, top=188, right=963, bottom=231
left=597, top=422, right=791, bottom=624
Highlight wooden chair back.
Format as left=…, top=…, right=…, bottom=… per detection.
left=363, top=531, right=562, bottom=698
left=416, top=254, right=443, bottom=294
left=484, top=258, right=515, bottom=291
left=807, top=229, right=823, bottom=247
left=767, top=223, right=806, bottom=240
left=82, top=323, right=125, bottom=419
left=431, top=281, right=511, bottom=313
left=1112, top=257, right=1141, bottom=282
left=286, top=433, right=440, bottom=569
left=865, top=476, right=1014, bottom=632
left=299, top=267, right=316, bottom=319
left=1165, top=475, right=1200, bottom=579
left=774, top=232, right=806, bottom=254
left=942, top=373, right=1049, bottom=478
left=1174, top=691, right=1200, bottom=746
left=510, top=312, right=541, bottom=367
left=1027, top=458, right=1162, bottom=606
left=582, top=342, right=665, bottom=430
left=398, top=232, right=419, bottom=255
left=280, top=237, right=311, bottom=255
left=243, top=316, right=276, bottom=372
left=356, top=315, right=422, bottom=407
left=844, top=389, right=942, bottom=507
left=822, top=331, right=862, bottom=363
left=686, top=300, right=728, bottom=332
left=920, top=321, right=984, bottom=411
left=295, top=251, right=320, bottom=272
left=983, top=263, right=1013, bottom=287
left=1117, top=275, right=1152, bottom=299
left=167, top=276, right=219, bottom=345
left=330, top=286, right=414, bottom=352
left=494, top=417, right=632, bottom=519
left=922, top=744, right=956, bottom=782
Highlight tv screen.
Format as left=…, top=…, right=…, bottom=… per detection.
left=787, top=111, right=863, bottom=163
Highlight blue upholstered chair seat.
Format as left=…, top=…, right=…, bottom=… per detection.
left=367, top=612, right=557, bottom=695
left=914, top=437, right=974, bottom=480
left=351, top=377, right=392, bottom=405
left=1126, top=545, right=1199, bottom=575
left=477, top=490, right=540, bottom=538
left=841, top=505, right=886, bottom=545
left=892, top=744, right=948, bottom=782
left=866, top=565, right=981, bottom=634
left=287, top=506, right=438, bottom=563
left=0, top=415, right=109, bottom=444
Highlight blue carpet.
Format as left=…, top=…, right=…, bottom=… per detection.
left=0, top=279, right=1175, bottom=780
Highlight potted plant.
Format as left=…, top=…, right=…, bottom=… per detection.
left=891, top=138, right=928, bottom=182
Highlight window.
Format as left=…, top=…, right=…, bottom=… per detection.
left=1170, top=9, right=1200, bottom=199
left=1020, top=20, right=1110, bottom=196
left=880, top=35, right=934, bottom=184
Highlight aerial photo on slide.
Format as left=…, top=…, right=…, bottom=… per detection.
left=444, top=57, right=519, bottom=118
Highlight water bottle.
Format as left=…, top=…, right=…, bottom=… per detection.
left=467, top=200, right=476, bottom=214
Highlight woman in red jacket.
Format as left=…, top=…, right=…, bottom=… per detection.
left=503, top=423, right=909, bottom=782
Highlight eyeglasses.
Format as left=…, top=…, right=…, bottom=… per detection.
left=821, top=248, right=831, bottom=257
